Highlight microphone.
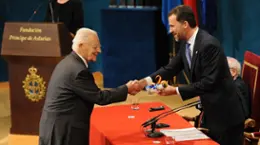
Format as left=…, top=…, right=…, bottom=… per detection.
left=142, top=101, right=200, bottom=127
left=142, top=101, right=200, bottom=138
left=49, top=0, right=55, bottom=23
left=28, top=0, right=48, bottom=22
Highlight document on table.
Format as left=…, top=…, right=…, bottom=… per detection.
left=160, top=127, right=209, bottom=142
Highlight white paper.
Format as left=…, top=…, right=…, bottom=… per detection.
left=160, top=127, right=209, bottom=142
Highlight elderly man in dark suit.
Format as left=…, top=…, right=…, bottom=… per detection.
left=137, top=5, right=245, bottom=145
left=39, top=28, right=140, bottom=145
left=227, top=56, right=251, bottom=118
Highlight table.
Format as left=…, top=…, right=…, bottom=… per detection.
left=90, top=102, right=219, bottom=145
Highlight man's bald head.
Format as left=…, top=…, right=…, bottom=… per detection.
left=72, top=28, right=101, bottom=62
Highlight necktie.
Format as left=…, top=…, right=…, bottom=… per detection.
left=185, top=43, right=191, bottom=68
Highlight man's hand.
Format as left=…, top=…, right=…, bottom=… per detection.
left=156, top=85, right=177, bottom=96
left=126, top=80, right=141, bottom=95
left=137, top=79, right=148, bottom=90
left=126, top=79, right=148, bottom=95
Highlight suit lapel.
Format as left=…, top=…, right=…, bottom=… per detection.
left=71, top=51, right=87, bottom=68
left=190, top=29, right=202, bottom=78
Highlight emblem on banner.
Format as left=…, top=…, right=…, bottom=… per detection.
left=22, top=66, right=46, bottom=102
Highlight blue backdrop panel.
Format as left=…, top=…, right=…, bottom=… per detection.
left=101, top=8, right=169, bottom=88
left=0, top=0, right=9, bottom=81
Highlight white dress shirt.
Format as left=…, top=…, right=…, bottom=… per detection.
left=75, top=52, right=88, bottom=68
left=186, top=27, right=199, bottom=58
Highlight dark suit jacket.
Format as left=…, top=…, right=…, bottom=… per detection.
left=45, top=0, right=84, bottom=34
left=39, top=52, right=128, bottom=145
left=234, top=76, right=251, bottom=118
left=150, top=29, right=245, bottom=132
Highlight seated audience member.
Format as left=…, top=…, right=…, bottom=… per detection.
left=227, top=56, right=251, bottom=119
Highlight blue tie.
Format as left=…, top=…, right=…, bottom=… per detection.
left=185, top=43, right=191, bottom=68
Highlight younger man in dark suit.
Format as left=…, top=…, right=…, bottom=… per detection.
left=137, top=5, right=245, bottom=145
left=183, top=57, right=251, bottom=134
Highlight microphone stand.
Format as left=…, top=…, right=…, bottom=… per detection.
left=142, top=101, right=200, bottom=127
left=28, top=0, right=47, bottom=22
left=49, top=1, right=55, bottom=23
left=146, top=120, right=165, bottom=138
left=142, top=101, right=200, bottom=138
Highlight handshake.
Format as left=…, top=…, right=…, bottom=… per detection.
left=125, top=79, right=147, bottom=95
left=125, top=79, right=178, bottom=96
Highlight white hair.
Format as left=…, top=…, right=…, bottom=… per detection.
left=227, top=56, right=241, bottom=75
left=72, top=28, right=97, bottom=51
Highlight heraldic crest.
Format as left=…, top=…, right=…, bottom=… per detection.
left=22, top=66, right=46, bottom=102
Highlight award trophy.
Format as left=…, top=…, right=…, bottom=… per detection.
left=145, top=75, right=168, bottom=95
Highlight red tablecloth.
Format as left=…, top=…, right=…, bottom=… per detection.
left=90, top=102, right=219, bottom=145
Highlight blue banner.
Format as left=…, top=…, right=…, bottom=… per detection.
left=161, top=0, right=182, bottom=33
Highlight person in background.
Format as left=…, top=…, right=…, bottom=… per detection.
left=45, top=0, right=84, bottom=36
left=227, top=56, right=251, bottom=118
